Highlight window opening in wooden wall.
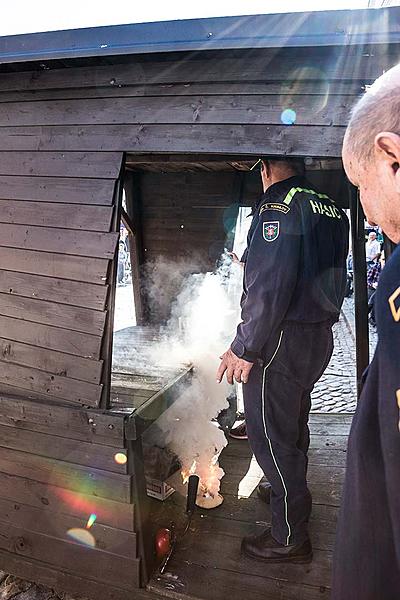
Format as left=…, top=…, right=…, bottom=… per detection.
left=114, top=192, right=137, bottom=332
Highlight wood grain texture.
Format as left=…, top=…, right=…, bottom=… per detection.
left=0, top=199, right=113, bottom=231
left=0, top=293, right=106, bottom=334
left=0, top=396, right=125, bottom=445
left=0, top=519, right=139, bottom=589
left=0, top=223, right=118, bottom=258
left=0, top=175, right=115, bottom=204
left=0, top=496, right=136, bottom=558
left=0, top=270, right=108, bottom=310
left=0, top=247, right=109, bottom=284
left=0, top=338, right=103, bottom=383
left=0, top=151, right=122, bottom=178
left=0, top=95, right=352, bottom=126
left=0, top=469, right=134, bottom=532
left=0, top=47, right=394, bottom=92
left=0, top=314, right=102, bottom=358
left=0, top=549, right=149, bottom=600
left=0, top=361, right=103, bottom=407
left=0, top=123, right=345, bottom=156
left=0, top=424, right=125, bottom=472
left=0, top=79, right=366, bottom=103
left=0, top=445, right=131, bottom=502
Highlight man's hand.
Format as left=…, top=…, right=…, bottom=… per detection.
left=216, top=348, right=253, bottom=384
left=227, top=252, right=244, bottom=268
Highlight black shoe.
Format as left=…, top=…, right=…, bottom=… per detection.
left=241, top=528, right=313, bottom=564
left=229, top=421, right=248, bottom=440
left=257, top=481, right=271, bottom=504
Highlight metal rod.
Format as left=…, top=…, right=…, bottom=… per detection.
left=348, top=182, right=369, bottom=397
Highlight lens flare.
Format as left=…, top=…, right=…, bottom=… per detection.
left=114, top=452, right=127, bottom=465
left=86, top=513, right=97, bottom=529
left=67, top=528, right=96, bottom=548
left=281, top=109, right=297, bottom=125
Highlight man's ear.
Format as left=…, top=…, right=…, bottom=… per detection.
left=261, top=160, right=271, bottom=178
left=374, top=132, right=400, bottom=173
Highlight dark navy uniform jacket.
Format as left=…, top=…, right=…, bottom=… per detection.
left=333, top=244, right=400, bottom=599
left=231, top=175, right=349, bottom=361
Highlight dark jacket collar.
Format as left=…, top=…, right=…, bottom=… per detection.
left=260, top=175, right=308, bottom=204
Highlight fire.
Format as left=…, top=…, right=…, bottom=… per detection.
left=181, top=455, right=224, bottom=506
left=181, top=460, right=197, bottom=485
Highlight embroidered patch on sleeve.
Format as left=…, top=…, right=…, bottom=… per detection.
left=389, top=286, right=400, bottom=322
left=259, top=202, right=290, bottom=216
left=263, top=221, right=280, bottom=242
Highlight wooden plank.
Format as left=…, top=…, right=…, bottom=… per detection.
left=0, top=338, right=103, bottom=384
left=0, top=314, right=102, bottom=358
left=190, top=511, right=336, bottom=552
left=0, top=361, right=103, bottom=407
left=0, top=199, right=113, bottom=231
left=0, top=151, right=122, bottom=178
left=0, top=48, right=393, bottom=92
left=310, top=413, right=353, bottom=425
left=0, top=223, right=118, bottom=258
left=0, top=293, right=106, bottom=334
left=0, top=446, right=130, bottom=502
left=220, top=476, right=342, bottom=508
left=0, top=396, right=125, bottom=445
left=0, top=95, right=352, bottom=126
left=99, top=174, right=121, bottom=409
left=0, top=270, right=108, bottom=310
left=0, top=175, right=115, bottom=204
left=0, top=123, right=346, bottom=157
left=0, top=496, right=136, bottom=559
left=223, top=435, right=349, bottom=458
left=0, top=549, right=149, bottom=600
left=0, top=247, right=109, bottom=284
left=0, top=80, right=366, bottom=103
left=0, top=520, right=140, bottom=590
left=175, top=530, right=332, bottom=587
left=149, top=560, right=331, bottom=600
left=0, top=469, right=133, bottom=530
left=0, top=424, right=125, bottom=472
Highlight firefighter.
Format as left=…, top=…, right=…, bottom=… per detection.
left=332, top=65, right=400, bottom=599
left=217, top=157, right=348, bottom=563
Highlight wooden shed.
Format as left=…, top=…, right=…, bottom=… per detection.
left=0, top=6, right=398, bottom=600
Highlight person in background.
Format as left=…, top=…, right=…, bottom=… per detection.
left=367, top=252, right=383, bottom=326
left=117, top=240, right=127, bottom=285
left=365, top=230, right=381, bottom=265
left=345, top=252, right=353, bottom=298
left=333, top=63, right=400, bottom=599
left=216, top=157, right=348, bottom=564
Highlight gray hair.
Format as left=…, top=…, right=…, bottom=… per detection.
left=346, top=64, right=400, bottom=164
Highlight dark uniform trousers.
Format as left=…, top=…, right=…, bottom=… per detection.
left=243, top=320, right=334, bottom=546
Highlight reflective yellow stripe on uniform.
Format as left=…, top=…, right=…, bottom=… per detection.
left=283, top=186, right=331, bottom=206
left=283, top=187, right=341, bottom=219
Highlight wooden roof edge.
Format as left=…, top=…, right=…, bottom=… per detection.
left=0, top=7, right=399, bottom=67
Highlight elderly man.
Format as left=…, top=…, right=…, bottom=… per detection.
left=332, top=64, right=400, bottom=599
left=217, top=157, right=348, bottom=563
left=365, top=230, right=381, bottom=265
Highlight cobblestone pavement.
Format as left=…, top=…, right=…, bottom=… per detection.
left=311, top=297, right=378, bottom=414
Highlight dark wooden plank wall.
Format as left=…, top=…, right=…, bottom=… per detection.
left=0, top=46, right=397, bottom=158
left=0, top=396, right=141, bottom=591
left=0, top=44, right=389, bottom=332
left=0, top=152, right=122, bottom=407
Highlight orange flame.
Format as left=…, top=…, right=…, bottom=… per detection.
left=181, top=455, right=224, bottom=498
left=181, top=460, right=197, bottom=485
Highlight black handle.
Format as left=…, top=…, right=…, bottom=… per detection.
left=186, top=474, right=199, bottom=515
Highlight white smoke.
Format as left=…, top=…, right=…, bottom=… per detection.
left=136, top=208, right=250, bottom=496
left=146, top=251, right=243, bottom=498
